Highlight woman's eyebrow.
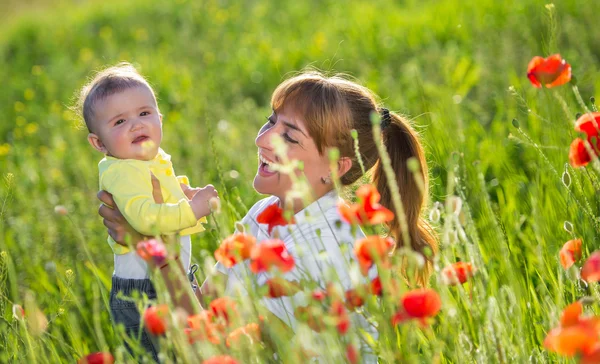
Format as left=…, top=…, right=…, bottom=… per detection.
left=282, top=121, right=308, bottom=138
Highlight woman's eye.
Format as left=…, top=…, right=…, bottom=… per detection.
left=283, top=133, right=298, bottom=144
left=140, top=111, right=150, bottom=116
left=266, top=116, right=275, bottom=126
left=115, top=119, right=125, bottom=125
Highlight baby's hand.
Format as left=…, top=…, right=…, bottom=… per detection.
left=180, top=183, right=200, bottom=200
left=189, top=184, right=219, bottom=219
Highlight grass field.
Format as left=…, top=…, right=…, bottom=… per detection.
left=2, top=0, right=600, bottom=362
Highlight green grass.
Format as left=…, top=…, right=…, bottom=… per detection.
left=1, top=0, right=600, bottom=362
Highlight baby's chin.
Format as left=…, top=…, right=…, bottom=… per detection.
left=109, top=147, right=159, bottom=161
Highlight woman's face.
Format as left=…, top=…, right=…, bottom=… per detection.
left=253, top=105, right=331, bottom=204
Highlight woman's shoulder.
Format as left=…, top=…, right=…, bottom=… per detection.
left=241, top=195, right=280, bottom=221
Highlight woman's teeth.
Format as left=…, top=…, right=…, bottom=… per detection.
left=258, top=154, right=275, bottom=174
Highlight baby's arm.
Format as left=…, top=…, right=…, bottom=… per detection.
left=101, top=163, right=207, bottom=236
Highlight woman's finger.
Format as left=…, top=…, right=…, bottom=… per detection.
left=104, top=221, right=123, bottom=242
left=98, top=203, right=123, bottom=223
left=97, top=190, right=115, bottom=208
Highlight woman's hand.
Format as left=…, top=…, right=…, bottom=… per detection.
left=97, top=190, right=143, bottom=245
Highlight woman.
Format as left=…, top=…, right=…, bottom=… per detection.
left=99, top=71, right=437, bottom=356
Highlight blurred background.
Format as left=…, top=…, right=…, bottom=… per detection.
left=1, top=0, right=600, bottom=361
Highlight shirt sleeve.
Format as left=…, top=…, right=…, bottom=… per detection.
left=101, top=162, right=198, bottom=236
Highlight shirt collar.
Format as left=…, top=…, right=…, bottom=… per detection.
left=293, top=190, right=341, bottom=225
left=102, top=148, right=169, bottom=163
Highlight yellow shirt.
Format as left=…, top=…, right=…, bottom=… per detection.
left=99, top=148, right=206, bottom=255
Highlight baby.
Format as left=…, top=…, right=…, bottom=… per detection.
left=78, top=62, right=217, bottom=359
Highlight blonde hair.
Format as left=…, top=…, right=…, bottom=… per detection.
left=271, top=71, right=438, bottom=285
left=76, top=62, right=155, bottom=132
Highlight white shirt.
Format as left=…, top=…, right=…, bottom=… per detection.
left=216, top=191, right=378, bottom=360
left=114, top=235, right=191, bottom=279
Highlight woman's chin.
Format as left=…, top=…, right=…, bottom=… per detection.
left=253, top=175, right=271, bottom=195
left=253, top=174, right=287, bottom=198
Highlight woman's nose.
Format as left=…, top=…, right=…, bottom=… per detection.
left=255, top=122, right=276, bottom=149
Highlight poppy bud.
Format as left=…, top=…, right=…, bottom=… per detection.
left=54, top=205, right=68, bottom=216
left=571, top=74, right=578, bottom=86
left=209, top=197, right=221, bottom=214
left=562, top=169, right=571, bottom=188
left=429, top=203, right=441, bottom=223
left=512, top=119, right=520, bottom=128
left=564, top=221, right=574, bottom=234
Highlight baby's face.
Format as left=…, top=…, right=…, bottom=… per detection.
left=88, top=86, right=162, bottom=161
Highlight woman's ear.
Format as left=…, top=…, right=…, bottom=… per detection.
left=88, top=133, right=108, bottom=154
left=337, top=157, right=353, bottom=178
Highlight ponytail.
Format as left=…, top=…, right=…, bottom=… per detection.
left=372, top=113, right=438, bottom=286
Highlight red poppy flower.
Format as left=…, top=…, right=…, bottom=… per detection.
left=441, top=262, right=476, bottom=285
left=187, top=310, right=224, bottom=344
left=544, top=325, right=599, bottom=357
left=311, top=289, right=327, bottom=301
left=346, top=344, right=359, bottom=364
left=354, top=235, right=395, bottom=275
left=330, top=301, right=351, bottom=335
left=295, top=306, right=326, bottom=332
left=391, top=310, right=414, bottom=326
left=581, top=344, right=600, bottom=364
left=257, top=203, right=295, bottom=234
left=250, top=239, right=295, bottom=273
left=226, top=323, right=261, bottom=347
left=402, top=289, right=441, bottom=319
left=338, top=184, right=394, bottom=225
left=143, top=304, right=169, bottom=335
left=582, top=251, right=600, bottom=283
left=527, top=54, right=571, bottom=88
left=561, top=301, right=583, bottom=327
left=78, top=352, right=115, bottom=364
left=265, top=278, right=301, bottom=298
left=214, top=233, right=256, bottom=268
left=202, top=356, right=239, bottom=364
left=370, top=277, right=382, bottom=296
left=559, top=239, right=582, bottom=269
left=569, top=112, right=600, bottom=168
left=344, top=289, right=366, bottom=310
left=136, top=239, right=167, bottom=265
left=544, top=301, right=600, bottom=357
left=209, top=297, right=238, bottom=326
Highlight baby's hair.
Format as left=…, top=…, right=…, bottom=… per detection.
left=76, top=62, right=156, bottom=132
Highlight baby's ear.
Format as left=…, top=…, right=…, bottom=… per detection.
left=88, top=133, right=107, bottom=153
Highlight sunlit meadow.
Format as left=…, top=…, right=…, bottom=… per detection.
left=2, top=0, right=600, bottom=362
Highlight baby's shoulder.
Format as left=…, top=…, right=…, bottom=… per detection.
left=99, top=158, right=151, bottom=183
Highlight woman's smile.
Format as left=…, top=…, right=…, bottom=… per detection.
left=258, top=152, right=277, bottom=177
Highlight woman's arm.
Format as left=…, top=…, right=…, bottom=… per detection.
left=97, top=190, right=144, bottom=246
left=97, top=183, right=202, bottom=314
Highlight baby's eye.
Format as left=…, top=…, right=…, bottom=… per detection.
left=115, top=119, right=125, bottom=125
left=140, top=111, right=150, bottom=116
